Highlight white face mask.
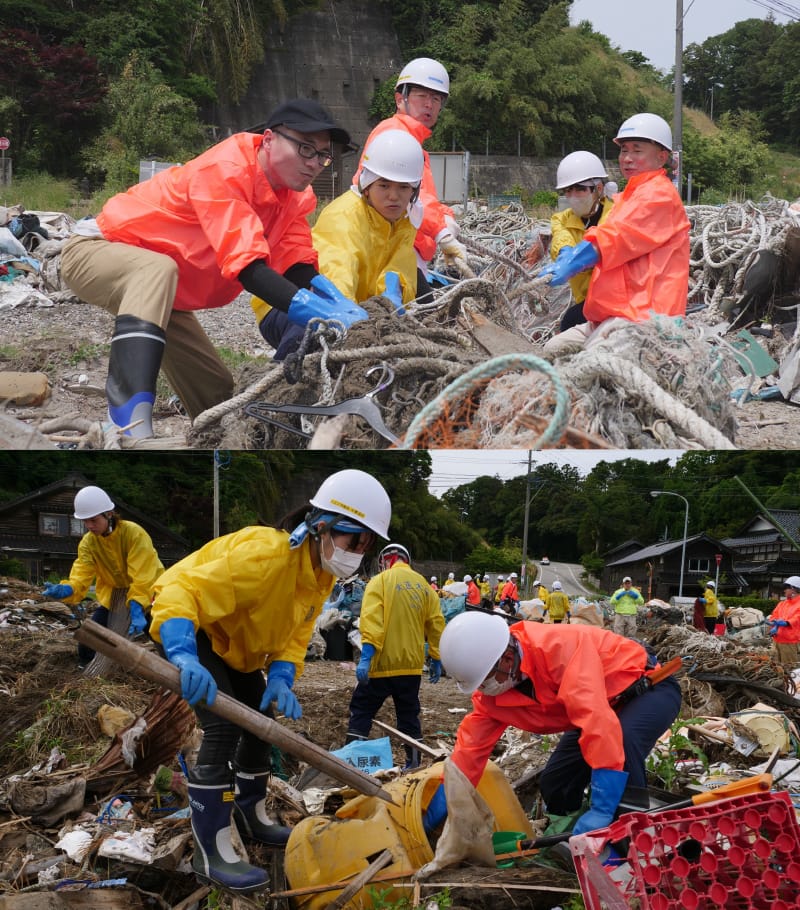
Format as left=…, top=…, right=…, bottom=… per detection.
left=570, top=192, right=598, bottom=218
left=479, top=675, right=519, bottom=697
left=319, top=535, right=364, bottom=579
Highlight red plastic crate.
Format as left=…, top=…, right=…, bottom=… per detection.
left=569, top=790, right=800, bottom=909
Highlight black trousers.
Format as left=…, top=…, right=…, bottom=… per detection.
left=347, top=674, right=422, bottom=741
left=189, top=630, right=274, bottom=769
left=539, top=676, right=682, bottom=815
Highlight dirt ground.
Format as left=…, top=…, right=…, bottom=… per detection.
left=3, top=294, right=800, bottom=449
left=0, top=580, right=578, bottom=910
left=3, top=579, right=800, bottom=910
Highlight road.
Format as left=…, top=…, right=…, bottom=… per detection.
left=528, top=560, right=595, bottom=599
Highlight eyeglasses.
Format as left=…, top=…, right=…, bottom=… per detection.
left=272, top=129, right=333, bottom=167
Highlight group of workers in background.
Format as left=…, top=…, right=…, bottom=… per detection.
left=56, top=38, right=691, bottom=440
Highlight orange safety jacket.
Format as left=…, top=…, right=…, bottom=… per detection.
left=500, top=580, right=519, bottom=603
left=770, top=592, right=800, bottom=643
left=97, top=132, right=318, bottom=312
left=583, top=169, right=689, bottom=324
left=466, top=580, right=481, bottom=606
left=352, top=112, right=453, bottom=264
left=449, top=623, right=651, bottom=786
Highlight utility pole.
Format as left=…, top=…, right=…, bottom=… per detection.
left=673, top=0, right=684, bottom=197
left=521, top=450, right=532, bottom=597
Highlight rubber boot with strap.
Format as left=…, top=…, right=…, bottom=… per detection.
left=188, top=764, right=269, bottom=893
left=233, top=767, right=292, bottom=847
left=106, top=314, right=166, bottom=437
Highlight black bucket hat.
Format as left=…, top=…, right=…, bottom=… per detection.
left=265, top=99, right=353, bottom=149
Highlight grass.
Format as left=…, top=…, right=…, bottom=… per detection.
left=1, top=173, right=113, bottom=218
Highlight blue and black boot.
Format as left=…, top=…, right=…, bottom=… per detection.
left=187, top=764, right=269, bottom=893
left=233, top=767, right=292, bottom=847
left=106, top=314, right=166, bottom=437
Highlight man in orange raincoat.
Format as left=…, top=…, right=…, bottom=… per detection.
left=60, top=99, right=365, bottom=439
left=353, top=58, right=467, bottom=299
left=768, top=576, right=800, bottom=666
left=542, top=112, right=690, bottom=356
left=425, top=613, right=681, bottom=837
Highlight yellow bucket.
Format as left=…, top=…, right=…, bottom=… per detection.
left=283, top=760, right=534, bottom=910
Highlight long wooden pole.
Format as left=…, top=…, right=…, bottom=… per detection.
left=75, top=620, right=394, bottom=803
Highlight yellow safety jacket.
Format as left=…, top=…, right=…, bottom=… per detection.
left=359, top=561, right=445, bottom=677
left=150, top=526, right=335, bottom=676
left=550, top=198, right=613, bottom=303
left=61, top=520, right=163, bottom=610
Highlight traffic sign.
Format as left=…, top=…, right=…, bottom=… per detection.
left=0, top=137, right=9, bottom=150
left=715, top=553, right=722, bottom=566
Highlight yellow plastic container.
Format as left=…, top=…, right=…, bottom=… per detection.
left=283, top=760, right=534, bottom=910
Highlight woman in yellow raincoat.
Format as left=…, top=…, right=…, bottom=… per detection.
left=42, top=485, right=164, bottom=667
left=148, top=469, right=391, bottom=894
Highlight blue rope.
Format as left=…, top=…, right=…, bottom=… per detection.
left=399, top=353, right=570, bottom=448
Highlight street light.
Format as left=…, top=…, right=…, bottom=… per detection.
left=650, top=490, right=689, bottom=598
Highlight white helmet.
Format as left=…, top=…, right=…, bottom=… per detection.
left=614, top=113, right=672, bottom=150
left=552, top=580, right=562, bottom=591
left=448, top=572, right=455, bottom=580
left=784, top=576, right=800, bottom=589
left=74, top=485, right=115, bottom=519
left=497, top=575, right=504, bottom=581
left=509, top=572, right=518, bottom=579
left=378, top=542, right=410, bottom=570
left=440, top=612, right=510, bottom=694
left=706, top=581, right=715, bottom=588
left=556, top=151, right=608, bottom=190
left=396, top=57, right=450, bottom=95
left=310, top=470, right=391, bottom=539
left=360, top=130, right=424, bottom=187
left=431, top=575, right=437, bottom=582
left=463, top=574, right=472, bottom=582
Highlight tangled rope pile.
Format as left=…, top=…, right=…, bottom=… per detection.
left=185, top=198, right=800, bottom=450
left=687, top=196, right=800, bottom=322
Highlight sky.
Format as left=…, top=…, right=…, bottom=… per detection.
left=569, top=0, right=797, bottom=72
left=427, top=449, right=682, bottom=496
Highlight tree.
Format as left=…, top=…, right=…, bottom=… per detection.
left=0, top=28, right=107, bottom=175
left=83, top=53, right=207, bottom=190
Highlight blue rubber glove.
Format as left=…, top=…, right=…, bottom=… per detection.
left=769, top=619, right=789, bottom=637
left=540, top=245, right=574, bottom=280
left=423, top=783, right=448, bottom=833
left=572, top=768, right=629, bottom=835
left=287, top=274, right=368, bottom=330
left=262, top=660, right=302, bottom=719
left=43, top=582, right=73, bottom=600
left=627, top=589, right=639, bottom=598
left=614, top=591, right=625, bottom=601
left=127, top=600, right=147, bottom=636
left=381, top=271, right=405, bottom=315
left=356, top=643, right=376, bottom=684
left=541, top=240, right=599, bottom=287
left=160, top=617, right=217, bottom=707
left=429, top=659, right=442, bottom=684
left=698, top=597, right=706, bottom=605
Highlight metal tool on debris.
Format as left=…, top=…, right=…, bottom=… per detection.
left=74, top=620, right=395, bottom=803
left=244, top=362, right=399, bottom=444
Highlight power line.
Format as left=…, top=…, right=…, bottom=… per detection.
left=745, top=0, right=800, bottom=20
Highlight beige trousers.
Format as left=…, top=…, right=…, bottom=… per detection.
left=60, top=235, right=234, bottom=419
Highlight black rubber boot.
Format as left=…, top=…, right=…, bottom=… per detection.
left=187, top=765, right=270, bottom=893
left=403, top=746, right=421, bottom=771
left=233, top=769, right=292, bottom=847
left=106, top=314, right=166, bottom=437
